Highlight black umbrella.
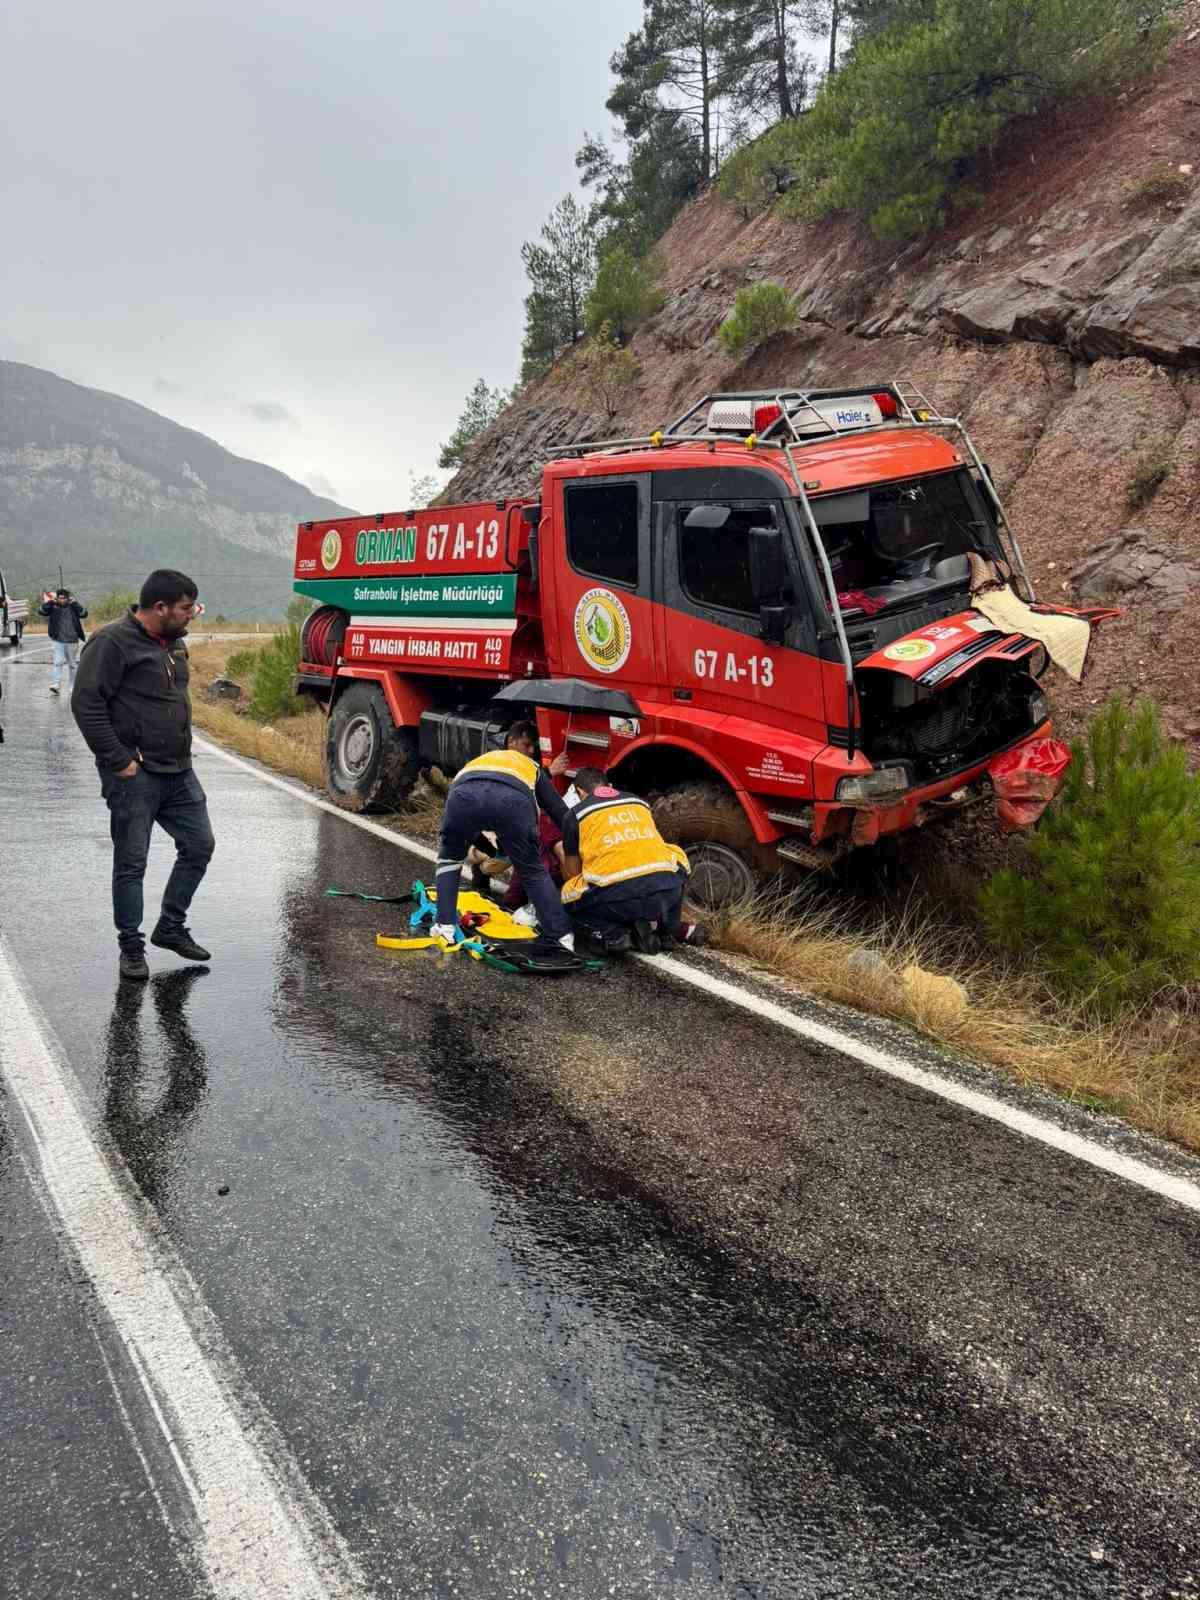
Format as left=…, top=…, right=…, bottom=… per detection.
left=491, top=677, right=641, bottom=717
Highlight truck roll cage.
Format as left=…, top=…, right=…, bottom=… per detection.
left=550, top=377, right=1034, bottom=761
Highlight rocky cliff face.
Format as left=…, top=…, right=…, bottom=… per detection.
left=0, top=361, right=353, bottom=617
left=446, top=23, right=1200, bottom=745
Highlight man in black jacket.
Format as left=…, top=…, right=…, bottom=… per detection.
left=72, top=570, right=214, bottom=981
left=40, top=587, right=88, bottom=695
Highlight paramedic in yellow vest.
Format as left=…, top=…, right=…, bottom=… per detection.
left=433, top=721, right=574, bottom=949
left=559, top=767, right=707, bottom=956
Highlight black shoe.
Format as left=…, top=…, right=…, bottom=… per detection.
left=151, top=925, right=212, bottom=962
left=119, top=947, right=150, bottom=981
left=629, top=919, right=661, bottom=955
left=575, top=927, right=626, bottom=960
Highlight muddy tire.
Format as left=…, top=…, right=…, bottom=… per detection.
left=326, top=683, right=419, bottom=813
left=651, top=782, right=778, bottom=911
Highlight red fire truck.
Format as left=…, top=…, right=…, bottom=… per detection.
left=293, top=381, right=1069, bottom=905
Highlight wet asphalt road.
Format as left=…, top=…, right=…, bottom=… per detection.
left=2, top=642, right=1200, bottom=1599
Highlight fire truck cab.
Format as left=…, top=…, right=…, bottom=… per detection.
left=294, top=381, right=1057, bottom=905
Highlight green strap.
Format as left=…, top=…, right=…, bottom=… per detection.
left=325, top=887, right=415, bottom=905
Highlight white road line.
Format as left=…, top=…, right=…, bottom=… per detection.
left=195, top=733, right=1200, bottom=1216
left=0, top=945, right=371, bottom=1600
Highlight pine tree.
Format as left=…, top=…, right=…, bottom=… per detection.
left=574, top=323, right=641, bottom=422
left=717, top=280, right=796, bottom=354
left=980, top=699, right=1200, bottom=1013
left=406, top=470, right=447, bottom=509
left=518, top=195, right=597, bottom=382
left=585, top=243, right=665, bottom=342
left=841, top=0, right=934, bottom=42
left=733, top=0, right=1172, bottom=238
left=712, top=0, right=812, bottom=124
left=576, top=111, right=703, bottom=258
left=803, top=0, right=844, bottom=77
left=608, top=0, right=727, bottom=180
left=437, top=379, right=509, bottom=470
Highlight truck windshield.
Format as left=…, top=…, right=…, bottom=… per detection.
left=809, top=470, right=986, bottom=614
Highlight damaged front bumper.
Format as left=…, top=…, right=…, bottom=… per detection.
left=806, top=720, right=1062, bottom=849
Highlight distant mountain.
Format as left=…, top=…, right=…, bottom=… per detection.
left=0, top=360, right=355, bottom=617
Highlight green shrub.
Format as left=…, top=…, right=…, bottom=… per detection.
left=733, top=0, right=1171, bottom=240
left=718, top=281, right=796, bottom=358
left=574, top=322, right=641, bottom=421
left=1127, top=457, right=1170, bottom=509
left=248, top=625, right=304, bottom=721
left=585, top=243, right=664, bottom=342
left=89, top=589, right=139, bottom=624
left=224, top=647, right=260, bottom=680
left=717, top=125, right=798, bottom=220
left=979, top=699, right=1200, bottom=1013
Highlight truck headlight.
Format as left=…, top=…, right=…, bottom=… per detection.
left=1030, top=690, right=1049, bottom=725
left=836, top=765, right=911, bottom=803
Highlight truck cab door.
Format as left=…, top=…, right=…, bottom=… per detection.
left=659, top=499, right=826, bottom=746
left=546, top=473, right=658, bottom=698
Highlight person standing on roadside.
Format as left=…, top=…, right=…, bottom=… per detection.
left=40, top=587, right=88, bottom=695
left=71, top=570, right=214, bottom=982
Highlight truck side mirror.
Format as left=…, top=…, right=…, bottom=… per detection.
left=527, top=528, right=539, bottom=590
left=758, top=604, right=790, bottom=646
left=750, top=528, right=790, bottom=644
left=749, top=526, right=786, bottom=601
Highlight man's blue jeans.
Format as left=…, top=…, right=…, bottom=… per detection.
left=567, top=869, right=685, bottom=935
left=51, top=639, right=80, bottom=690
left=99, top=767, right=215, bottom=951
left=435, top=777, right=570, bottom=940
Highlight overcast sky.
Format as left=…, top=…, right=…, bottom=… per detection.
left=1, top=0, right=645, bottom=511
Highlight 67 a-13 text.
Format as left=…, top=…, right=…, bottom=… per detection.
left=693, top=649, right=775, bottom=687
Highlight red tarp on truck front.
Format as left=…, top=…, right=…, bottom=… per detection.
left=989, top=738, right=1071, bottom=832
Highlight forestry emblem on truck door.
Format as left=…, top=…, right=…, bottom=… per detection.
left=574, top=587, right=631, bottom=675
left=320, top=529, right=342, bottom=572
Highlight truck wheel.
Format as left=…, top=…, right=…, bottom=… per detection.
left=651, top=782, right=777, bottom=910
left=326, top=683, right=419, bottom=813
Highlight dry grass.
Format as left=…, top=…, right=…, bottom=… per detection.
left=193, top=697, right=327, bottom=788
left=1123, top=169, right=1193, bottom=212
left=188, top=639, right=326, bottom=788
left=188, top=639, right=448, bottom=833
left=714, top=895, right=1200, bottom=1153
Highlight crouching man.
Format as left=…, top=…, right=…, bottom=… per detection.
left=560, top=768, right=707, bottom=956
left=433, top=721, right=575, bottom=951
